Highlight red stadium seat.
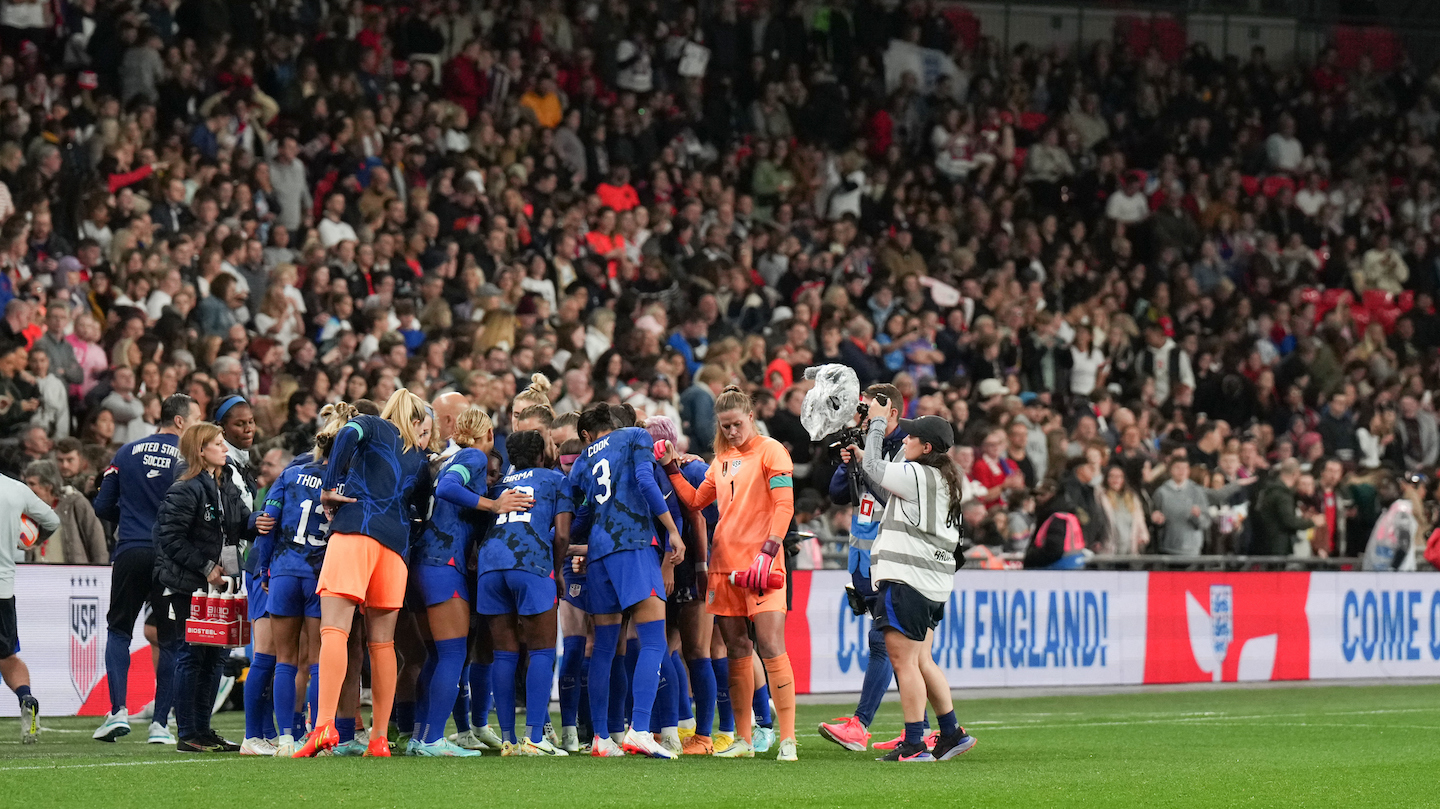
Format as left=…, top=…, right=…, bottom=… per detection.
left=1362, top=289, right=1393, bottom=311
left=1398, top=290, right=1415, bottom=312
left=1261, top=176, right=1295, bottom=198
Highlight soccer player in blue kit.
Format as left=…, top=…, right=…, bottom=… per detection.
left=476, top=430, right=572, bottom=756
left=411, top=407, right=529, bottom=756
left=256, top=403, right=352, bottom=757
left=568, top=403, right=684, bottom=759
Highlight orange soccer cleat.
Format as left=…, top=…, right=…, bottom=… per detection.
left=291, top=721, right=338, bottom=758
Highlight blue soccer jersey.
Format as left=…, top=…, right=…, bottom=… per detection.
left=477, top=467, right=572, bottom=579
left=567, top=427, right=671, bottom=561
left=417, top=447, right=489, bottom=568
left=262, top=458, right=329, bottom=580
left=323, top=414, right=431, bottom=557
left=679, top=458, right=720, bottom=540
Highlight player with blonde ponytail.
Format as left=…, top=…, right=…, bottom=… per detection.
left=294, top=390, right=436, bottom=757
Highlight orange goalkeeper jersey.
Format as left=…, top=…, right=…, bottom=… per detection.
left=670, top=435, right=795, bottom=573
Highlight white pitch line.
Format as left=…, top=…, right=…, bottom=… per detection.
left=0, top=757, right=221, bottom=770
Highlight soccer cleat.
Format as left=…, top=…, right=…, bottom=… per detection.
left=622, top=728, right=677, bottom=759
left=274, top=735, right=297, bottom=757
left=499, top=741, right=519, bottom=757
left=559, top=725, right=582, bottom=753
left=331, top=738, right=367, bottom=756
left=414, top=738, right=483, bottom=757
left=93, top=709, right=131, bottom=742
left=776, top=737, right=798, bottom=762
left=678, top=718, right=696, bottom=741
left=752, top=726, right=776, bottom=753
left=543, top=721, right=560, bottom=748
left=659, top=727, right=683, bottom=754
left=291, top=721, right=338, bottom=757
left=874, top=730, right=938, bottom=751
left=359, top=687, right=372, bottom=707
left=878, top=741, right=935, bottom=762
left=405, top=736, right=425, bottom=756
left=176, top=736, right=223, bottom=753
left=449, top=729, right=486, bottom=750
left=363, top=735, right=391, bottom=757
left=681, top=734, right=713, bottom=755
left=394, top=731, right=412, bottom=752
left=518, top=738, right=569, bottom=757
left=19, top=695, right=39, bottom=744
left=590, top=736, right=626, bottom=758
left=148, top=722, right=175, bottom=745
left=818, top=716, right=872, bottom=751
left=473, top=724, right=504, bottom=750
left=931, top=729, right=977, bottom=761
left=712, top=730, right=734, bottom=751
left=240, top=737, right=277, bottom=756
left=713, top=737, right=754, bottom=758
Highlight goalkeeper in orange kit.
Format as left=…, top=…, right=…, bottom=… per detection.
left=662, top=385, right=797, bottom=761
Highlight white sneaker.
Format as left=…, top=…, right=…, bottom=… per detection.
left=240, top=737, right=277, bottom=756
left=354, top=728, right=370, bottom=747
left=589, top=736, right=626, bottom=758
left=518, top=737, right=569, bottom=756
left=147, top=722, right=175, bottom=745
left=473, top=724, right=504, bottom=750
left=622, top=728, right=678, bottom=759
left=449, top=729, right=485, bottom=750
left=212, top=675, right=235, bottom=715
left=135, top=701, right=155, bottom=722
left=659, top=726, right=683, bottom=754
left=274, top=734, right=297, bottom=757
left=776, top=737, right=798, bottom=761
left=93, top=710, right=130, bottom=742
left=559, top=725, right=581, bottom=753
left=714, top=737, right=755, bottom=758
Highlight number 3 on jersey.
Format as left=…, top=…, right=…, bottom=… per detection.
left=495, top=486, right=536, bottom=525
left=593, top=459, right=612, bottom=504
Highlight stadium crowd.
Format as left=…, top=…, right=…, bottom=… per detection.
left=0, top=0, right=1435, bottom=580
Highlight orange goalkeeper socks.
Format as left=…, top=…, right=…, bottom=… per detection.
left=762, top=653, right=796, bottom=742
left=368, top=641, right=396, bottom=741
left=727, top=654, right=754, bottom=744
left=315, top=625, right=349, bottom=727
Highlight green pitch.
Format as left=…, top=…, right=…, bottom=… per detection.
left=2, top=684, right=1434, bottom=807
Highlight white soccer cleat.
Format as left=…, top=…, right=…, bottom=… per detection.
left=240, top=737, right=277, bottom=756
left=518, top=737, right=569, bottom=756
left=273, top=734, right=297, bottom=757
left=659, top=726, right=683, bottom=755
left=543, top=721, right=561, bottom=748
left=589, top=736, right=626, bottom=757
left=559, top=725, right=581, bottom=753
left=713, top=737, right=755, bottom=758
left=622, top=728, right=678, bottom=759
left=776, top=737, right=798, bottom=761
left=473, top=724, right=504, bottom=750
left=93, top=709, right=130, bottom=742
left=147, top=722, right=175, bottom=745
left=449, top=729, right=485, bottom=750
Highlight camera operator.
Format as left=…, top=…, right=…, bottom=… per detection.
left=818, top=383, right=905, bottom=752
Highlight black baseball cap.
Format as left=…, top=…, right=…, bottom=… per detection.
left=899, top=415, right=955, bottom=452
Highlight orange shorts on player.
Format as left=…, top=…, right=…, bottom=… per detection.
left=706, top=570, right=787, bottom=618
left=316, top=532, right=408, bottom=610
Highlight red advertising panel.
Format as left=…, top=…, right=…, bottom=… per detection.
left=1144, top=572, right=1310, bottom=684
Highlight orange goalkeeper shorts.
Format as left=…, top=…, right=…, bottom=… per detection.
left=316, top=532, right=409, bottom=611
left=706, top=571, right=787, bottom=618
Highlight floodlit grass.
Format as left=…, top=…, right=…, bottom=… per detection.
left=1, top=685, right=1434, bottom=807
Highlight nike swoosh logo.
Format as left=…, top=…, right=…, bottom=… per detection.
left=146, top=470, right=161, bottom=478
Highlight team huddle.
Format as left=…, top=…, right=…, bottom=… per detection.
left=71, top=376, right=976, bottom=762
left=212, top=377, right=807, bottom=760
